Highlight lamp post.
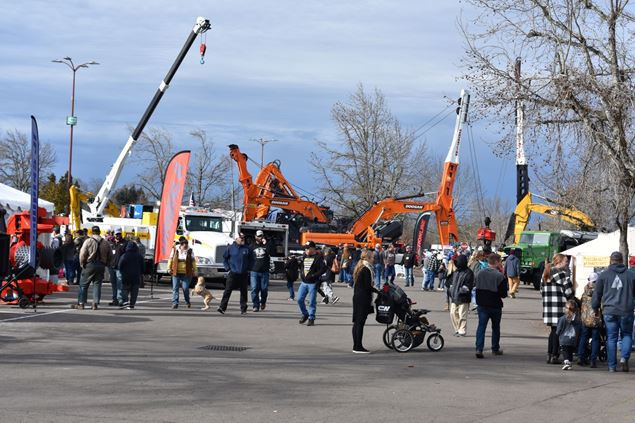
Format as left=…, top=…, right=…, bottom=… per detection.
left=52, top=57, right=99, bottom=189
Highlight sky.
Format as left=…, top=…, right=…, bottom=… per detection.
left=0, top=0, right=517, bottom=215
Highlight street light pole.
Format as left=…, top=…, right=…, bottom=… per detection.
left=250, top=137, right=278, bottom=169
left=52, top=57, right=99, bottom=189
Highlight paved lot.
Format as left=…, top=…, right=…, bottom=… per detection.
left=0, top=278, right=633, bottom=423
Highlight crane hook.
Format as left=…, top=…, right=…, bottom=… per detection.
left=199, top=43, right=207, bottom=65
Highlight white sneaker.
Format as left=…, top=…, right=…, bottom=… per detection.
left=562, top=360, right=572, bottom=370
left=352, top=349, right=370, bottom=354
left=332, top=296, right=340, bottom=304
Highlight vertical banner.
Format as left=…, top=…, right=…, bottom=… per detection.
left=154, top=151, right=191, bottom=264
left=412, top=212, right=431, bottom=260
left=29, top=116, right=40, bottom=269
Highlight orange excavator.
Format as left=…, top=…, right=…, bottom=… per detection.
left=229, top=144, right=332, bottom=223
left=300, top=89, right=470, bottom=247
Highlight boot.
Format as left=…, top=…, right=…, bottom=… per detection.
left=551, top=355, right=562, bottom=365
left=547, top=354, right=553, bottom=364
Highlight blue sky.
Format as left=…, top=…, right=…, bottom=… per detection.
left=0, top=0, right=517, bottom=210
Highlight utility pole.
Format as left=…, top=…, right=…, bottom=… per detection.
left=251, top=138, right=277, bottom=168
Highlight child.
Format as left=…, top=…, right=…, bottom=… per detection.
left=556, top=299, right=582, bottom=370
left=577, top=272, right=602, bottom=367
left=284, top=255, right=299, bottom=301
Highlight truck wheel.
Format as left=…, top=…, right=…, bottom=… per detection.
left=532, top=270, right=542, bottom=290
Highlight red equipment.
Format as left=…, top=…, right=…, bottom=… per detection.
left=1, top=208, right=68, bottom=307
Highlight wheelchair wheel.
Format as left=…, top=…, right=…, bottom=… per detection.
left=426, top=333, right=444, bottom=351
left=391, top=329, right=414, bottom=353
left=383, top=324, right=399, bottom=350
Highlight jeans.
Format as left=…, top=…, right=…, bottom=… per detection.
left=297, top=282, right=317, bottom=320
left=404, top=267, right=414, bottom=287
left=344, top=268, right=353, bottom=286
left=423, top=270, right=436, bottom=290
left=171, top=274, right=191, bottom=306
left=286, top=278, right=295, bottom=299
left=64, top=260, right=76, bottom=285
left=108, top=267, right=122, bottom=302
left=604, top=313, right=634, bottom=369
left=250, top=271, right=269, bottom=309
left=577, top=325, right=601, bottom=362
left=78, top=262, right=105, bottom=305
left=475, top=306, right=502, bottom=353
left=374, top=264, right=384, bottom=289
left=384, top=265, right=396, bottom=283
left=73, top=258, right=81, bottom=284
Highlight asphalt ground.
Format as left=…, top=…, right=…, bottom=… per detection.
left=0, top=276, right=633, bottom=423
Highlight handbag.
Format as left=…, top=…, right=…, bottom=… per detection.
left=331, top=257, right=340, bottom=273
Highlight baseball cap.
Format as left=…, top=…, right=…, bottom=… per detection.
left=629, top=256, right=635, bottom=267
left=256, top=230, right=264, bottom=237
left=91, top=226, right=100, bottom=234
left=304, top=241, right=316, bottom=249
left=587, top=272, right=599, bottom=282
left=115, top=228, right=122, bottom=234
left=610, top=251, right=624, bottom=262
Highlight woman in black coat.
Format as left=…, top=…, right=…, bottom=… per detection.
left=118, top=242, right=144, bottom=308
left=352, top=250, right=379, bottom=353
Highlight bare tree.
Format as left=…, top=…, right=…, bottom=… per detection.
left=187, top=129, right=230, bottom=205
left=0, top=129, right=56, bottom=191
left=461, top=0, right=635, bottom=258
left=311, top=84, right=434, bottom=218
left=133, top=127, right=175, bottom=200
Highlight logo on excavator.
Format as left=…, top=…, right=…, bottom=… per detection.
left=404, top=204, right=424, bottom=210
left=271, top=200, right=290, bottom=206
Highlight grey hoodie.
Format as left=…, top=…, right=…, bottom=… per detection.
left=592, top=264, right=635, bottom=316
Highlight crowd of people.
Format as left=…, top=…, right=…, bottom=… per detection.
left=57, top=226, right=635, bottom=366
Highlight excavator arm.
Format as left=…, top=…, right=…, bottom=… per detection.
left=229, top=144, right=331, bottom=223
left=506, top=193, right=595, bottom=244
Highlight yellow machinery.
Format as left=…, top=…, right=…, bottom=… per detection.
left=69, top=185, right=120, bottom=231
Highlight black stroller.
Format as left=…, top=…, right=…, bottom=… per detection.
left=375, top=281, right=444, bottom=353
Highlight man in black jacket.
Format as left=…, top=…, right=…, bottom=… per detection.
left=402, top=245, right=417, bottom=287
left=250, top=230, right=274, bottom=312
left=449, top=255, right=474, bottom=336
left=297, top=241, right=327, bottom=326
left=474, top=253, right=507, bottom=358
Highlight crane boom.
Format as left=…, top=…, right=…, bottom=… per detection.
left=88, top=17, right=211, bottom=217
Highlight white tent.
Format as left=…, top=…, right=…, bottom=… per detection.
left=0, top=183, right=55, bottom=214
left=561, top=227, right=635, bottom=297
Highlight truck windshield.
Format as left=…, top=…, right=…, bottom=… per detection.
left=184, top=215, right=223, bottom=232
left=520, top=233, right=550, bottom=245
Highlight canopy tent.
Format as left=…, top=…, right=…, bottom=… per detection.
left=0, top=183, right=55, bottom=215
left=560, top=227, right=635, bottom=297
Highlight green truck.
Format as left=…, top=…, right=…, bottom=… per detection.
left=505, top=230, right=597, bottom=290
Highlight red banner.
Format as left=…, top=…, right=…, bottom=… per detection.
left=154, top=151, right=191, bottom=264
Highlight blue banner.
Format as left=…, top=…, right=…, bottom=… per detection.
left=29, top=116, right=39, bottom=269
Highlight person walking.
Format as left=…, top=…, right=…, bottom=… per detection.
left=372, top=244, right=384, bottom=289
left=218, top=234, right=253, bottom=315
left=167, top=236, right=197, bottom=309
left=556, top=299, right=582, bottom=370
left=118, top=242, right=144, bottom=309
left=339, top=244, right=352, bottom=285
left=474, top=253, right=507, bottom=358
left=284, top=255, right=300, bottom=301
left=60, top=233, right=77, bottom=285
left=577, top=272, right=602, bottom=367
left=250, top=229, right=273, bottom=312
left=402, top=245, right=417, bottom=287
left=108, top=229, right=128, bottom=306
left=352, top=250, right=379, bottom=353
left=297, top=241, right=327, bottom=326
left=73, top=226, right=112, bottom=310
left=73, top=229, right=88, bottom=285
left=541, top=254, right=574, bottom=365
left=383, top=245, right=397, bottom=284
left=449, top=255, right=474, bottom=337
left=504, top=248, right=521, bottom=298
left=592, top=251, right=635, bottom=372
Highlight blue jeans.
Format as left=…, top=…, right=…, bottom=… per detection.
left=171, top=275, right=191, bottom=306
left=297, top=282, right=317, bottom=320
left=476, top=306, right=502, bottom=353
left=64, top=260, right=76, bottom=284
left=577, top=326, right=601, bottom=362
left=604, top=313, right=634, bottom=369
left=384, top=265, right=396, bottom=283
left=374, top=264, right=384, bottom=289
left=404, top=267, right=414, bottom=286
left=423, top=270, right=436, bottom=290
left=286, top=279, right=295, bottom=299
left=108, top=267, right=122, bottom=302
left=250, top=271, right=269, bottom=309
